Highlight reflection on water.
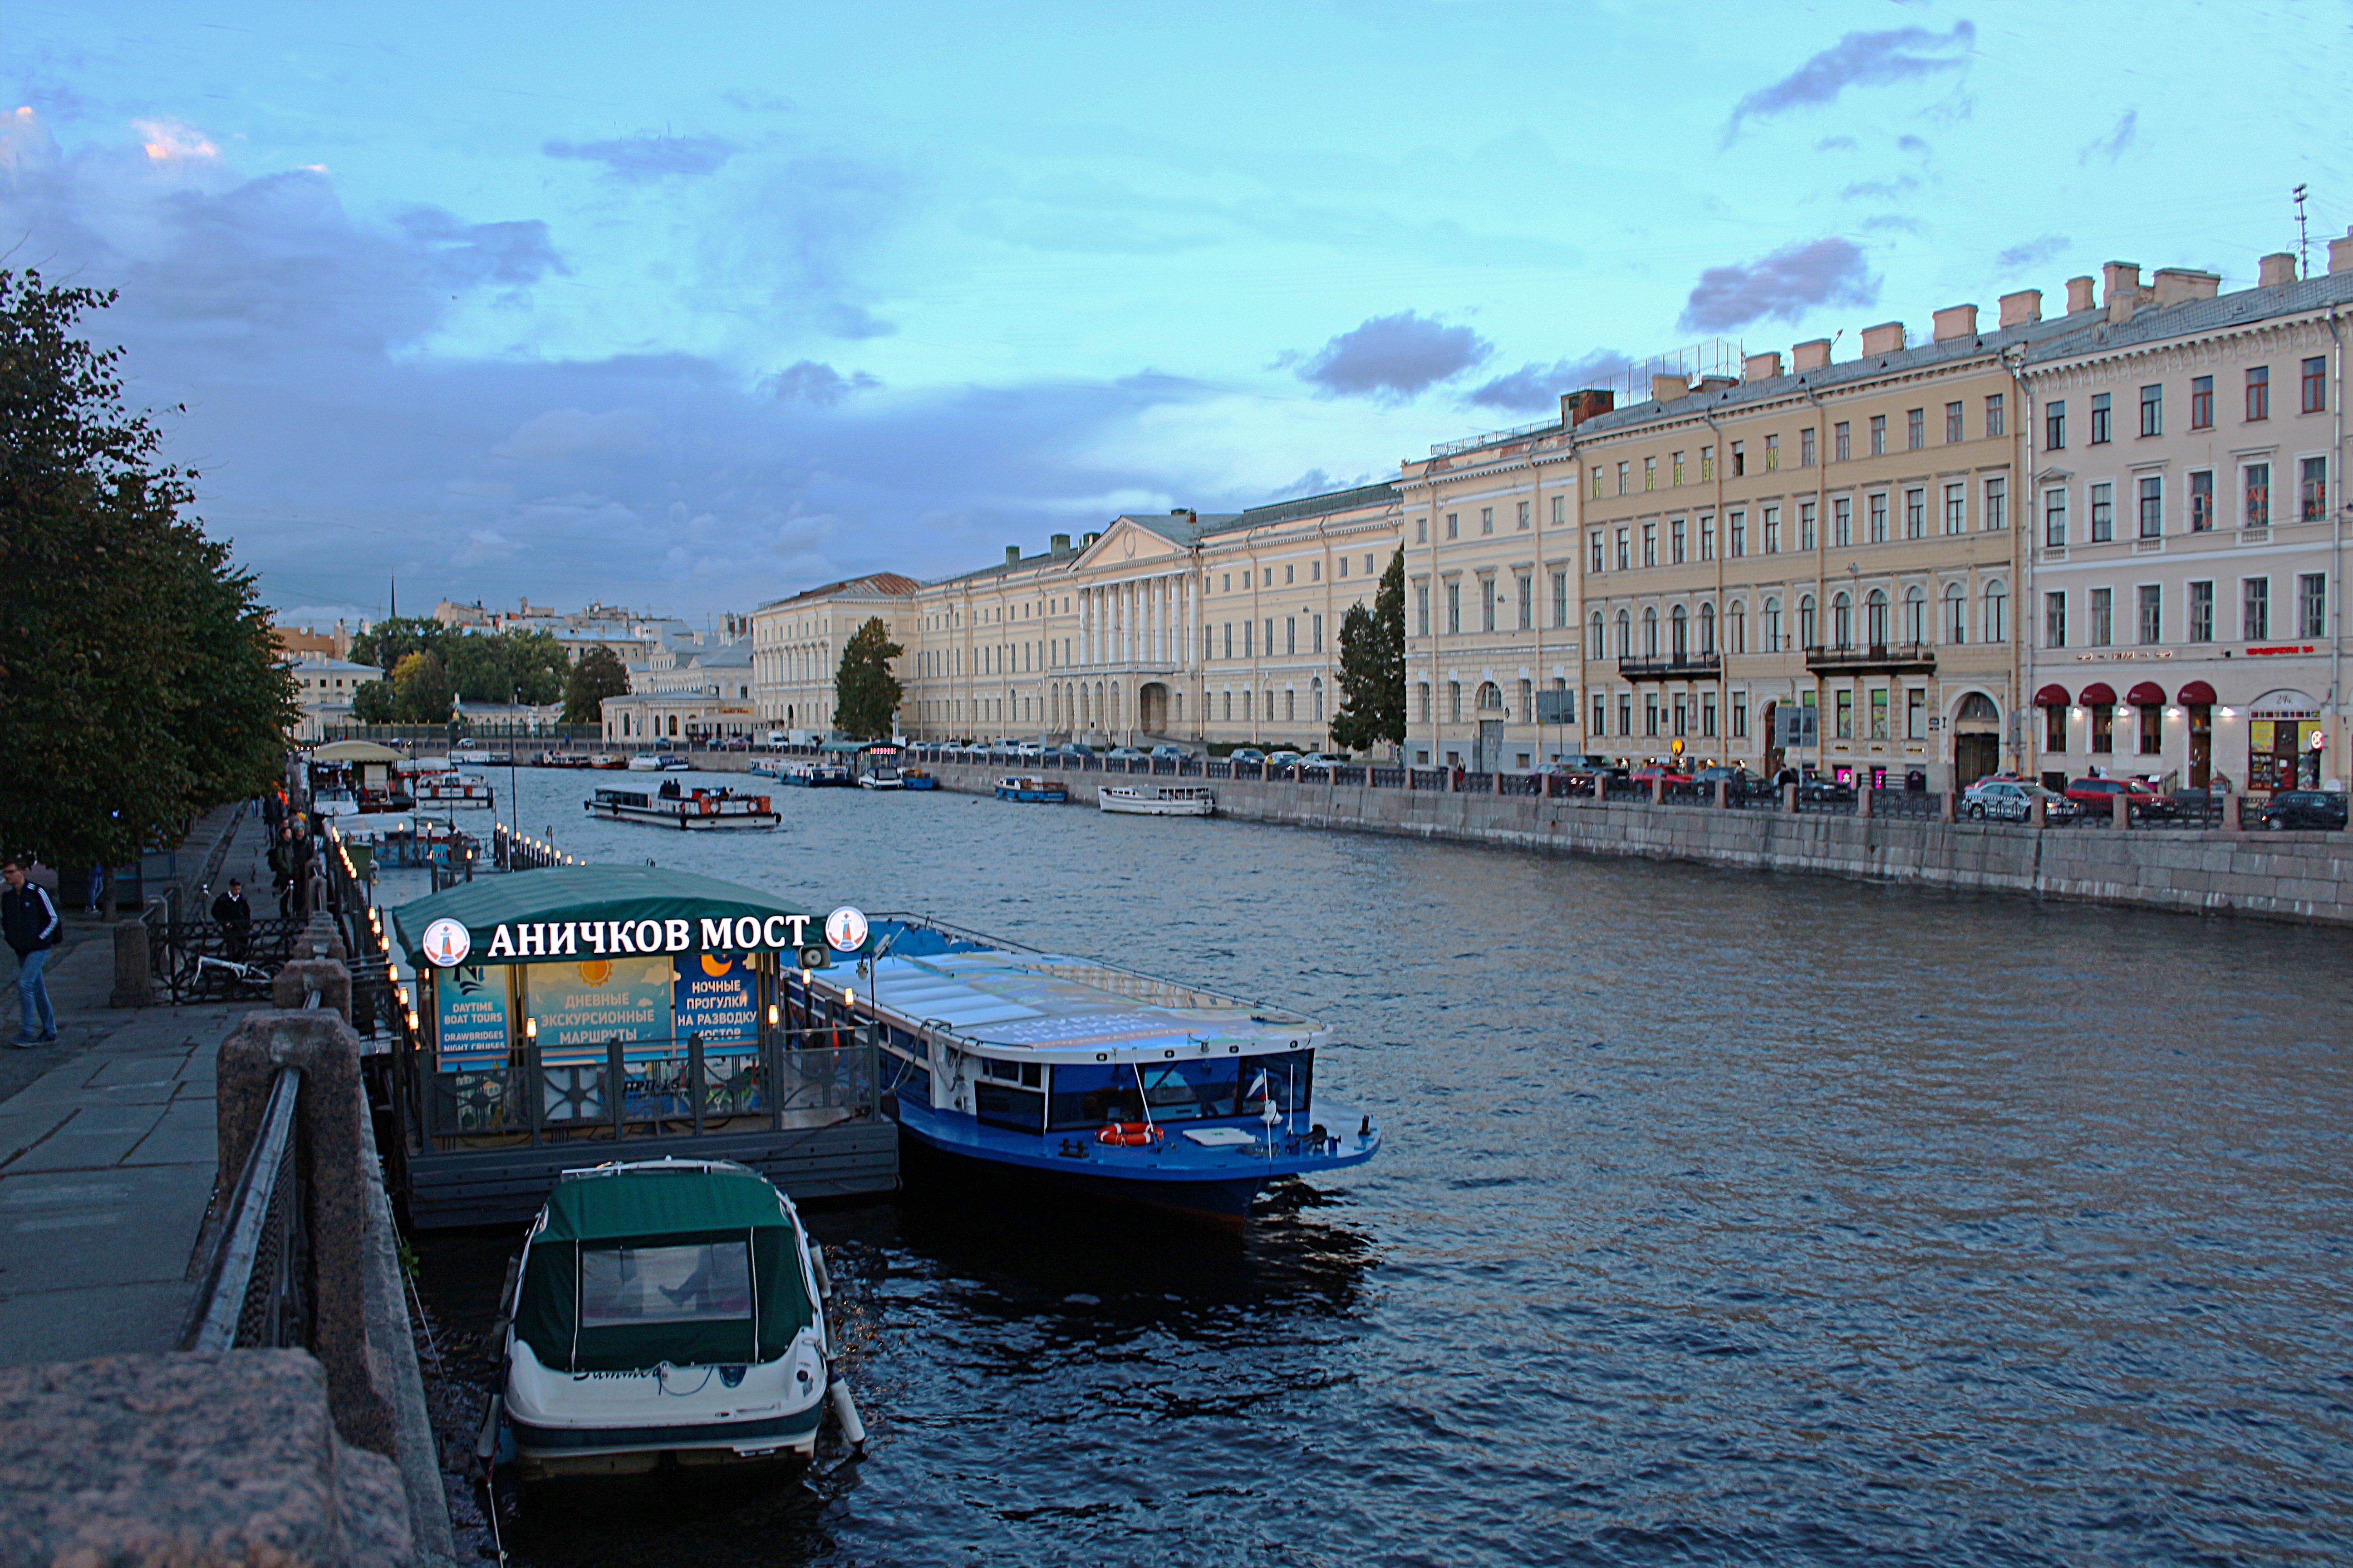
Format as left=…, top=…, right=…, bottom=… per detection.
left=410, top=768, right=2353, bottom=1565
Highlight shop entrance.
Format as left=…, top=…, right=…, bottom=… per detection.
left=2248, top=690, right=2319, bottom=793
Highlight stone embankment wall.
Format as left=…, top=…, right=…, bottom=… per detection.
left=911, top=761, right=2353, bottom=926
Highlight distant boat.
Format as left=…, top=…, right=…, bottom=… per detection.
left=414, top=774, right=496, bottom=810
left=589, top=753, right=628, bottom=770
left=995, top=775, right=1066, bottom=803
left=586, top=784, right=780, bottom=830
left=776, top=762, right=852, bottom=787
left=535, top=750, right=591, bottom=769
left=900, top=767, right=938, bottom=791
left=1099, top=784, right=1214, bottom=817
left=627, top=753, right=692, bottom=773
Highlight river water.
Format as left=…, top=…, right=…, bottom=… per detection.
left=407, top=766, right=2353, bottom=1566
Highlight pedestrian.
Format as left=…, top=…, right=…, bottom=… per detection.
left=270, top=826, right=296, bottom=916
left=211, top=878, right=254, bottom=962
left=2, top=858, right=64, bottom=1046
left=85, top=862, right=104, bottom=915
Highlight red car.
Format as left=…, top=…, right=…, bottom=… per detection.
left=2064, top=777, right=2178, bottom=820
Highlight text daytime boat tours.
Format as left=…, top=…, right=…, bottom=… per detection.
left=815, top=917, right=1380, bottom=1223
left=587, top=782, right=780, bottom=830
left=1098, top=784, right=1215, bottom=817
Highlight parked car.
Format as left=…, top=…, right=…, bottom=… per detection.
left=1104, top=747, right=1149, bottom=762
left=1791, top=774, right=1856, bottom=805
left=1149, top=744, right=1190, bottom=761
left=1056, top=742, right=1096, bottom=758
left=1227, top=747, right=1267, bottom=767
left=1297, top=752, right=1345, bottom=773
left=1266, top=750, right=1305, bottom=770
left=2065, top=777, right=2178, bottom=820
left=2257, top=790, right=2349, bottom=830
left=1629, top=764, right=1692, bottom=787
left=1694, top=765, right=1772, bottom=801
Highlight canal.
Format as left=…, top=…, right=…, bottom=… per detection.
left=408, top=765, right=2353, bottom=1565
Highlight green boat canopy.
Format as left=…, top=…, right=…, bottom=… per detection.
left=392, top=864, right=823, bottom=968
left=514, top=1161, right=816, bottom=1373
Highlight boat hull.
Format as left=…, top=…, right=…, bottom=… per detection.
left=508, top=1405, right=823, bottom=1479
left=1098, top=790, right=1213, bottom=817
left=584, top=802, right=781, bottom=829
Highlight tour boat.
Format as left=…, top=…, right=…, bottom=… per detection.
left=832, top=917, right=1380, bottom=1223
left=535, top=751, right=592, bottom=769
left=994, top=775, right=1066, bottom=803
left=589, top=754, right=628, bottom=770
left=585, top=785, right=781, bottom=830
left=498, top=1159, right=860, bottom=1481
left=776, top=762, right=852, bottom=787
left=1098, top=784, right=1215, bottom=818
left=414, top=773, right=496, bottom=810
left=856, top=764, right=904, bottom=790
left=628, top=753, right=693, bottom=773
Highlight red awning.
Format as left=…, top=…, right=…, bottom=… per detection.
left=2077, top=681, right=2117, bottom=706
left=2127, top=681, right=2166, bottom=706
left=2176, top=680, right=2218, bottom=705
left=2033, top=684, right=2071, bottom=707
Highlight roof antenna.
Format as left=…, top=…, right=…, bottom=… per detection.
left=2294, top=185, right=2311, bottom=278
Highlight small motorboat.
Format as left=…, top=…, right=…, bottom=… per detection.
left=995, top=775, right=1067, bottom=803
left=585, top=784, right=781, bottom=830
left=900, top=768, right=938, bottom=791
left=627, top=753, right=693, bottom=773
left=590, top=754, right=629, bottom=770
left=536, top=751, right=592, bottom=769
left=497, top=1159, right=861, bottom=1481
left=1098, top=784, right=1214, bottom=817
left=857, top=765, right=904, bottom=790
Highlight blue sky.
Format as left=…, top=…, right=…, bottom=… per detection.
left=5, top=1, right=2346, bottom=624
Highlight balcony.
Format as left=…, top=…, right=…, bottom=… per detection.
left=1616, top=651, right=1722, bottom=680
left=1803, top=642, right=1938, bottom=676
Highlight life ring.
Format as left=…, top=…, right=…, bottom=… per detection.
left=1095, top=1121, right=1161, bottom=1147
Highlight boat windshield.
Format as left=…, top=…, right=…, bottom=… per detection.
left=580, top=1241, right=753, bottom=1326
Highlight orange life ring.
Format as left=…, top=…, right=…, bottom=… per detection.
left=1095, top=1121, right=1161, bottom=1147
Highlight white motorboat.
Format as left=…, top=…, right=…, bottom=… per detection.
left=1098, top=784, right=1215, bottom=817
left=857, top=766, right=904, bottom=790
left=498, top=1159, right=860, bottom=1480
left=414, top=773, right=495, bottom=810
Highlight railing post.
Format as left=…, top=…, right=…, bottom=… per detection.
left=609, top=1037, right=627, bottom=1137
left=1714, top=780, right=1729, bottom=810
left=688, top=1031, right=705, bottom=1135
left=1783, top=780, right=1799, bottom=813
left=1592, top=774, right=1606, bottom=804
left=1858, top=786, right=1873, bottom=819
left=1940, top=790, right=1956, bottom=822
left=2030, top=795, right=2047, bottom=829
left=2220, top=791, right=2241, bottom=831
left=1650, top=775, right=1665, bottom=807
left=2112, top=793, right=2130, bottom=830
left=525, top=1044, right=544, bottom=1144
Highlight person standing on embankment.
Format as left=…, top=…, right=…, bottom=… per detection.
left=2, top=858, right=64, bottom=1047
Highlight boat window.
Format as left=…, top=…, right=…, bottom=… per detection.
left=1138, top=1058, right=1240, bottom=1121
left=580, top=1241, right=752, bottom=1326
left=1048, top=1063, right=1141, bottom=1128
left=974, top=1081, right=1043, bottom=1132
left=1240, top=1051, right=1314, bottom=1114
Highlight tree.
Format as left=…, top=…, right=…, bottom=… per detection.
left=833, top=617, right=904, bottom=740
left=0, top=270, right=296, bottom=881
left=390, top=651, right=452, bottom=723
left=1331, top=549, right=1406, bottom=754
left=348, top=615, right=446, bottom=674
left=349, top=679, right=397, bottom=725
left=504, top=630, right=569, bottom=706
left=441, top=632, right=508, bottom=705
left=563, top=644, right=629, bottom=725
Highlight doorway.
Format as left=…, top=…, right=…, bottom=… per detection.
left=1476, top=720, right=1503, bottom=773
left=1138, top=682, right=1169, bottom=735
left=1951, top=691, right=1999, bottom=790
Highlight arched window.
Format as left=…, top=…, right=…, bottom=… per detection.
left=1763, top=597, right=1781, bottom=652
left=1670, top=606, right=1688, bottom=658
left=1832, top=592, right=1853, bottom=649
left=1944, top=584, right=1967, bottom=644
left=1449, top=681, right=1464, bottom=722
left=1957, top=692, right=1999, bottom=725
left=1477, top=681, right=1504, bottom=711
left=1699, top=602, right=1716, bottom=656
left=1643, top=606, right=1660, bottom=657
left=1798, top=595, right=1818, bottom=648
left=1312, top=677, right=1324, bottom=722
left=1866, top=588, right=1888, bottom=647
left=1616, top=610, right=1632, bottom=657
left=1904, top=586, right=1926, bottom=646
left=1727, top=601, right=1745, bottom=655
left=1417, top=681, right=1431, bottom=723
left=1590, top=611, right=1605, bottom=660
left=1983, top=580, right=2008, bottom=643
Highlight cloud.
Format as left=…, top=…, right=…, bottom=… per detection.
left=1863, top=215, right=1923, bottom=234
left=1726, top=21, right=1975, bottom=140
left=1841, top=173, right=1921, bottom=201
left=395, top=208, right=567, bottom=290
left=1816, top=135, right=1858, bottom=152
left=2078, top=110, right=2137, bottom=165
left=1680, top=238, right=1878, bottom=332
left=1997, top=234, right=2070, bottom=270
left=1293, top=311, right=1491, bottom=401
left=1466, top=350, right=1635, bottom=413
left=491, top=407, right=656, bottom=461
left=1896, top=134, right=1929, bottom=154
left=544, top=132, right=736, bottom=181
left=766, top=360, right=879, bottom=407
left=132, top=116, right=219, bottom=162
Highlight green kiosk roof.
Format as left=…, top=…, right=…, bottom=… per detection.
left=392, top=864, right=820, bottom=968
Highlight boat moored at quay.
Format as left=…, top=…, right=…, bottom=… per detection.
left=809, top=917, right=1380, bottom=1223
left=586, top=784, right=781, bottom=830
left=994, top=775, right=1066, bottom=803
left=1098, top=784, right=1214, bottom=817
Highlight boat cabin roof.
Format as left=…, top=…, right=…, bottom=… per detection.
left=855, top=919, right=1320, bottom=1057
left=537, top=1158, right=794, bottom=1241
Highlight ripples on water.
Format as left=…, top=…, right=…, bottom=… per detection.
left=413, top=770, right=2353, bottom=1566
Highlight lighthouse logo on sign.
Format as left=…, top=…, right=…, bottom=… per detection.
left=421, top=918, right=472, bottom=967
left=825, top=906, right=869, bottom=953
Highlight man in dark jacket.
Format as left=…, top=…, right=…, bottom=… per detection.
left=2, top=858, right=64, bottom=1046
left=211, top=878, right=254, bottom=961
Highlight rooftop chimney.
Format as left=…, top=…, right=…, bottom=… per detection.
left=2150, top=268, right=2221, bottom=306
left=1931, top=303, right=1979, bottom=343
left=1561, top=388, right=1615, bottom=428
left=1005, top=545, right=1022, bottom=566
left=2065, top=275, right=2097, bottom=314
left=1650, top=372, right=1690, bottom=403
left=1742, top=351, right=1783, bottom=382
left=1082, top=531, right=1101, bottom=547
left=1792, top=338, right=1832, bottom=371
left=1050, top=533, right=1071, bottom=557
left=2332, top=227, right=2353, bottom=276
left=1997, top=289, right=2043, bottom=328
left=1859, top=321, right=1906, bottom=356
left=2258, top=251, right=2299, bottom=288
left=2102, top=261, right=2143, bottom=304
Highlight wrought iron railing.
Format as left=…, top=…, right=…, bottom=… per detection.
left=151, top=915, right=313, bottom=1003
left=181, top=1067, right=310, bottom=1352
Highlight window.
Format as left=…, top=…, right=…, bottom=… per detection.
left=1730, top=511, right=1746, bottom=557
left=1765, top=434, right=1780, bottom=471
left=2191, top=375, right=2214, bottom=430
left=1513, top=501, right=1528, bottom=531
left=1615, top=610, right=1631, bottom=657
left=2045, top=704, right=2067, bottom=754
left=2137, top=475, right=2163, bottom=538
left=1671, top=518, right=1686, bottom=564
left=2241, top=577, right=2269, bottom=640
left=1644, top=458, right=1656, bottom=492
left=1265, top=617, right=1275, bottom=651
left=1618, top=693, right=1632, bottom=735
left=2044, top=487, right=2068, bottom=548
left=2301, top=456, right=2328, bottom=521
left=1480, top=506, right=1495, bottom=535
left=1616, top=529, right=1630, bottom=570
left=2187, top=580, right=2214, bottom=642
left=1552, top=495, right=1565, bottom=526
left=1643, top=607, right=1659, bottom=656
left=1244, top=621, right=1254, bottom=657
left=1905, top=487, right=1926, bottom=540
left=2304, top=356, right=2328, bottom=414
left=1801, top=427, right=1816, bottom=467
left=1338, top=555, right=1347, bottom=578
left=1835, top=690, right=1853, bottom=740
left=1265, top=568, right=1274, bottom=586
left=2090, top=703, right=2113, bottom=755
left=1592, top=691, right=1605, bottom=733
left=1446, top=511, right=1459, bottom=539
left=1699, top=602, right=1715, bottom=654
left=1945, top=401, right=1963, bottom=443
left=1415, top=584, right=1430, bottom=637
left=2190, top=470, right=2215, bottom=531
left=2089, top=392, right=2112, bottom=445
left=1868, top=492, right=1888, bottom=543
left=1870, top=414, right=1886, bottom=455
left=1449, top=682, right=1462, bottom=722
left=2246, top=366, right=2269, bottom=421
left=1766, top=506, right=1784, bottom=554
left=2045, top=590, right=2067, bottom=648
left=1764, top=598, right=1783, bottom=652
left=2140, top=383, right=2162, bottom=437
left=1984, top=581, right=2007, bottom=643
left=2089, top=587, right=2112, bottom=646
left=1832, top=592, right=1852, bottom=649
left=1799, top=594, right=1816, bottom=647
left=2138, top=702, right=2161, bottom=756
left=1701, top=446, right=1714, bottom=481
left=1518, top=678, right=1531, bottom=719
left=1415, top=518, right=1428, bottom=544
left=2090, top=481, right=2113, bottom=543
left=1866, top=588, right=1887, bottom=647
left=1670, top=605, right=1687, bottom=657
left=1588, top=611, right=1604, bottom=659
left=1589, top=531, right=1604, bottom=574
left=1642, top=522, right=1657, bottom=568
left=1730, top=442, right=1745, bottom=476
left=1907, top=407, right=1925, bottom=449
left=1479, top=583, right=1495, bottom=633
left=1671, top=451, right=1685, bottom=485
left=1702, top=692, right=1717, bottom=738
left=2045, top=399, right=2066, bottom=450
left=2299, top=572, right=2326, bottom=638
left=1700, top=515, right=1715, bottom=560
left=1728, top=602, right=1745, bottom=653
left=1907, top=687, right=1926, bottom=740
left=1800, top=501, right=1817, bottom=550
left=2244, top=464, right=2270, bottom=528
left=1592, top=467, right=1604, bottom=499
left=1870, top=687, right=1888, bottom=740
left=1903, top=585, right=1926, bottom=644
left=1834, top=421, right=1851, bottom=461
left=1313, top=613, right=1323, bottom=652
left=1445, top=582, right=1461, bottom=635
left=1944, top=583, right=1967, bottom=644
left=1645, top=695, right=1660, bottom=736
left=1223, top=623, right=1233, bottom=659
left=2137, top=583, right=2161, bottom=644
left=1945, top=481, right=1967, bottom=534
left=1985, top=393, right=2005, bottom=438
left=1552, top=571, right=1568, bottom=628
left=1516, top=574, right=1532, bottom=631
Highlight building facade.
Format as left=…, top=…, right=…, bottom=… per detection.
left=287, top=656, right=383, bottom=741
left=2020, top=245, right=2352, bottom=794
left=750, top=573, right=920, bottom=733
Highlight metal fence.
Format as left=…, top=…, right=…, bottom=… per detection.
left=180, top=1067, right=310, bottom=1352
left=150, top=915, right=314, bottom=1003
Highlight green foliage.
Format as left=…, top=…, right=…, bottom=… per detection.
left=1331, top=549, right=1405, bottom=753
left=563, top=644, right=630, bottom=725
left=349, top=678, right=397, bottom=724
left=503, top=630, right=570, bottom=706
left=352, top=618, right=567, bottom=706
left=390, top=651, right=453, bottom=723
left=833, top=617, right=904, bottom=740
left=348, top=615, right=446, bottom=672
left=0, top=270, right=296, bottom=873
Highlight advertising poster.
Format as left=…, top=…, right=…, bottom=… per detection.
left=525, top=955, right=674, bottom=1058
left=435, top=965, right=510, bottom=1068
left=673, top=952, right=760, bottom=1044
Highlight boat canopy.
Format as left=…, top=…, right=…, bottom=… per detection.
left=392, top=865, right=820, bottom=968
left=515, top=1161, right=814, bottom=1373
left=311, top=740, right=406, bottom=764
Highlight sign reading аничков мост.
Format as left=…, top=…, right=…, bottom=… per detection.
left=463, top=912, right=820, bottom=962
